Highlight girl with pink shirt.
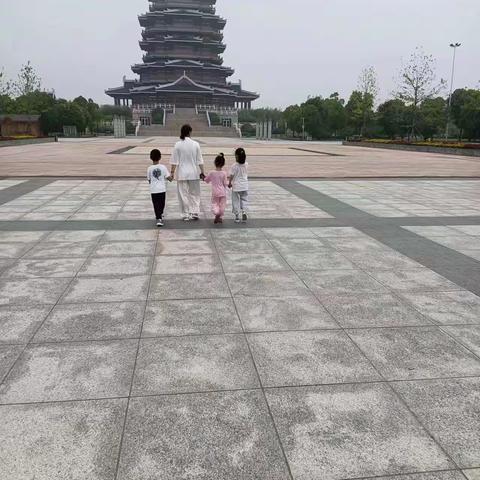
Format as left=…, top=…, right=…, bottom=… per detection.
left=204, top=153, right=228, bottom=224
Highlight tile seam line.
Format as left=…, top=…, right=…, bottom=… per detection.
left=210, top=229, right=295, bottom=480
left=2, top=375, right=480, bottom=408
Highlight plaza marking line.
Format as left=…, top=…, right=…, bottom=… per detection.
left=289, top=147, right=345, bottom=157
left=274, top=180, right=480, bottom=297
left=0, top=179, right=56, bottom=206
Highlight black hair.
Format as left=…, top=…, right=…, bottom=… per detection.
left=180, top=124, right=192, bottom=140
left=214, top=153, right=225, bottom=168
left=235, top=147, right=246, bottom=164
left=150, top=149, right=161, bottom=162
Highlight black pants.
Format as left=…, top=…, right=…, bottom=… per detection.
left=151, top=192, right=166, bottom=219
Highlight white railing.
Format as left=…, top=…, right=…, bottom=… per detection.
left=132, top=103, right=175, bottom=114
left=196, top=104, right=238, bottom=114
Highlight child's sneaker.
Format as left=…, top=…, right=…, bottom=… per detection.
left=234, top=214, right=241, bottom=223
left=191, top=213, right=200, bottom=221
left=156, top=218, right=164, bottom=227
left=214, top=215, right=220, bottom=224
left=242, top=211, right=248, bottom=223
left=183, top=214, right=192, bottom=222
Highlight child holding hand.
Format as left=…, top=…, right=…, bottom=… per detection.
left=205, top=153, right=228, bottom=224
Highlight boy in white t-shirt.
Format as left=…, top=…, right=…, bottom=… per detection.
left=147, top=149, right=172, bottom=227
left=228, top=147, right=249, bottom=223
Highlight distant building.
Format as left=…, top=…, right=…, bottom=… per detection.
left=0, top=115, right=42, bottom=138
left=106, top=0, right=259, bottom=111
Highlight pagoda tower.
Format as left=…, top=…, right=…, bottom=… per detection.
left=106, top=0, right=259, bottom=110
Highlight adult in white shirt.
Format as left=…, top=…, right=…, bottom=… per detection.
left=170, top=124, right=205, bottom=221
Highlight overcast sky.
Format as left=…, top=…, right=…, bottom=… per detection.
left=1, top=0, right=479, bottom=108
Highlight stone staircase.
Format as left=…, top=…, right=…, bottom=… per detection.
left=137, top=107, right=240, bottom=137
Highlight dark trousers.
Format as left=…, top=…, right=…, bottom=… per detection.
left=151, top=192, right=166, bottom=219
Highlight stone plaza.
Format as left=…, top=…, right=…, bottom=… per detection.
left=0, top=138, right=479, bottom=479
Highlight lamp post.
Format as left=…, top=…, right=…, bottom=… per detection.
left=445, top=42, right=461, bottom=140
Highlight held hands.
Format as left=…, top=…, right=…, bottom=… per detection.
left=228, top=183, right=232, bottom=189
left=200, top=173, right=206, bottom=181
left=167, top=175, right=174, bottom=182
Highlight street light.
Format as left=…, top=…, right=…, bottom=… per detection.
left=445, top=42, right=461, bottom=140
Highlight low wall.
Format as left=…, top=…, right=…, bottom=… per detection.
left=0, top=137, right=57, bottom=148
left=343, top=141, right=480, bottom=157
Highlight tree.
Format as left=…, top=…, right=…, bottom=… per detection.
left=40, top=101, right=87, bottom=135
left=13, top=61, right=42, bottom=97
left=345, top=91, right=365, bottom=135
left=0, top=68, right=12, bottom=96
left=284, top=105, right=303, bottom=136
left=377, top=99, right=408, bottom=139
left=416, top=97, right=447, bottom=140
left=14, top=91, right=56, bottom=114
left=394, top=47, right=446, bottom=138
left=358, top=66, right=379, bottom=135
left=450, top=88, right=480, bottom=140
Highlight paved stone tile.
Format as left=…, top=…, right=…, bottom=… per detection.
left=132, top=335, right=258, bottom=395
left=404, top=226, right=464, bottom=236
left=102, top=229, right=158, bottom=241
left=33, top=302, right=145, bottom=342
left=150, top=273, right=230, bottom=300
left=349, top=327, right=480, bottom=380
left=266, top=383, right=453, bottom=480
left=0, top=231, right=47, bottom=243
left=362, top=473, right=464, bottom=480
left=371, top=269, right=463, bottom=292
left=460, top=249, right=480, bottom=261
left=298, top=269, right=389, bottom=296
left=249, top=330, right=379, bottom=387
left=326, top=236, right=389, bottom=252
left=25, top=241, right=97, bottom=259
left=0, top=345, right=23, bottom=381
left=0, top=305, right=52, bottom=344
left=157, top=239, right=215, bottom=256
left=211, top=229, right=265, bottom=240
left=401, top=291, right=480, bottom=325
left=0, top=398, right=126, bottom=480
left=153, top=254, right=221, bottom=274
left=0, top=277, right=71, bottom=305
left=321, top=294, right=432, bottom=328
left=79, top=256, right=152, bottom=276
left=393, top=378, right=480, bottom=468
left=215, top=238, right=274, bottom=254
left=441, top=325, right=480, bottom=357
left=310, top=227, right=367, bottom=238
left=454, top=225, right=480, bottom=236
left=269, top=237, right=328, bottom=254
left=117, top=391, right=290, bottom=480
left=93, top=241, right=156, bottom=257
left=0, top=258, right=14, bottom=273
left=0, top=242, right=35, bottom=258
left=343, top=250, right=423, bottom=271
left=158, top=229, right=212, bottom=240
left=143, top=299, right=241, bottom=336
left=0, top=340, right=137, bottom=403
left=220, top=253, right=289, bottom=272
left=62, top=275, right=150, bottom=303
left=227, top=271, right=311, bottom=297
left=235, top=295, right=337, bottom=331
left=262, top=227, right=317, bottom=238
left=45, top=230, right=105, bottom=242
left=463, top=469, right=480, bottom=480
left=283, top=251, right=356, bottom=271
left=2, top=257, right=86, bottom=279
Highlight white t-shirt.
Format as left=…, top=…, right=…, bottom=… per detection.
left=230, top=162, right=249, bottom=192
left=147, top=164, right=170, bottom=194
left=171, top=137, right=204, bottom=181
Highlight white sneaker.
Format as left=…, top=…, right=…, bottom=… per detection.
left=156, top=218, right=164, bottom=227
left=183, top=214, right=192, bottom=222
left=242, top=211, right=248, bottom=223
left=234, top=214, right=241, bottom=223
